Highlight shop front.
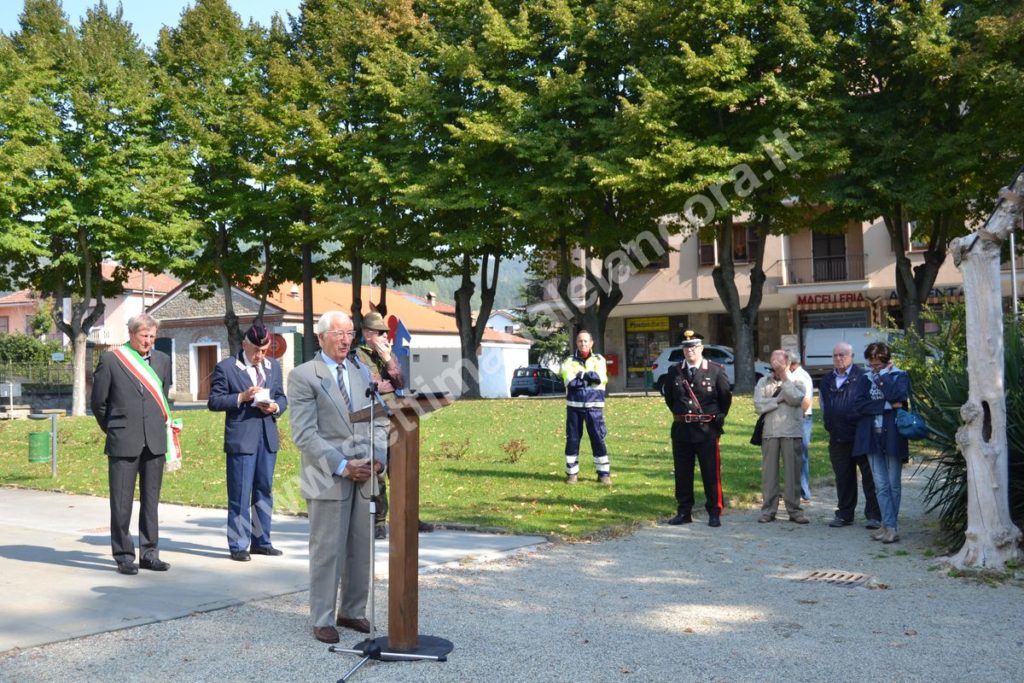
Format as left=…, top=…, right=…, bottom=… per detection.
left=624, top=315, right=689, bottom=389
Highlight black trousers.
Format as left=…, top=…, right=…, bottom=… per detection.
left=671, top=423, right=723, bottom=516
left=829, top=440, right=880, bottom=523
left=108, top=447, right=165, bottom=563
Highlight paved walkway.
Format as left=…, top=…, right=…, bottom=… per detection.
left=0, top=488, right=546, bottom=653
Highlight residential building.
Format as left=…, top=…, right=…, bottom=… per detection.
left=533, top=218, right=1002, bottom=392
left=77, top=265, right=181, bottom=347
left=0, top=290, right=44, bottom=337
left=148, top=280, right=531, bottom=401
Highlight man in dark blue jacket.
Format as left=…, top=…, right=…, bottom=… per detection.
left=818, top=341, right=880, bottom=529
left=208, top=324, right=288, bottom=561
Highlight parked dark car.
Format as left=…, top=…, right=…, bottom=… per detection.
left=510, top=365, right=565, bottom=397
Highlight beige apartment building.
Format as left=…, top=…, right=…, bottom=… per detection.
left=539, top=218, right=1021, bottom=392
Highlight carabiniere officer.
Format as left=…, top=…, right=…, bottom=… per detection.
left=662, top=330, right=732, bottom=527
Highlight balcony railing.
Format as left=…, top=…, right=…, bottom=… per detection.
left=785, top=254, right=866, bottom=284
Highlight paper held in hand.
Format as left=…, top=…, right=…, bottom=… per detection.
left=254, top=388, right=271, bottom=405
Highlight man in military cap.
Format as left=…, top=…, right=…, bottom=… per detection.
left=662, top=330, right=732, bottom=527
left=354, top=311, right=433, bottom=537
left=207, top=323, right=288, bottom=561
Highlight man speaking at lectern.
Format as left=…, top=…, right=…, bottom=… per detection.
left=288, top=310, right=389, bottom=644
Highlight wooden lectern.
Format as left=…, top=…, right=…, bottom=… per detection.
left=351, top=392, right=452, bottom=654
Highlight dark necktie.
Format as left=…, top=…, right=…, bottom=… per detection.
left=688, top=366, right=696, bottom=383
left=337, top=363, right=352, bottom=411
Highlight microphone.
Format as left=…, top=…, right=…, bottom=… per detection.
left=365, top=380, right=393, bottom=417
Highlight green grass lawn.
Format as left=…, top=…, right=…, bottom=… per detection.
left=0, top=396, right=833, bottom=538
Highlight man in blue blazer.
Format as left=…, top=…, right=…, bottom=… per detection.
left=208, top=323, right=287, bottom=561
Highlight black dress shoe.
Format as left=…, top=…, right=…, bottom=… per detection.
left=708, top=515, right=721, bottom=528
left=829, top=516, right=852, bottom=528
left=418, top=520, right=435, bottom=533
left=116, top=561, right=138, bottom=575
left=313, top=626, right=340, bottom=644
left=140, top=557, right=170, bottom=571
left=250, top=546, right=283, bottom=556
left=230, top=551, right=251, bottom=562
left=668, top=512, right=693, bottom=525
left=375, top=525, right=387, bottom=540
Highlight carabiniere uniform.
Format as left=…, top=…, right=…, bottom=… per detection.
left=663, top=357, right=732, bottom=521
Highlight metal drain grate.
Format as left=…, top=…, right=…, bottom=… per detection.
left=798, top=570, right=871, bottom=587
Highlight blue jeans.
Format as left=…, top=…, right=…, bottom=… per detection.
left=800, top=415, right=812, bottom=499
left=867, top=450, right=903, bottom=530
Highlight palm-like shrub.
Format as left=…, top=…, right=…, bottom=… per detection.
left=890, top=306, right=1024, bottom=551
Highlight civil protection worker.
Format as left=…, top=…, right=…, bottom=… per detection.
left=662, top=330, right=732, bottom=527
left=560, top=329, right=611, bottom=485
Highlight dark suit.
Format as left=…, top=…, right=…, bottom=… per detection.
left=662, top=359, right=732, bottom=517
left=288, top=353, right=388, bottom=628
left=91, top=348, right=172, bottom=564
left=819, top=365, right=880, bottom=524
left=207, top=352, right=287, bottom=552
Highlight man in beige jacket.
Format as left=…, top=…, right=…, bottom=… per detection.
left=753, top=349, right=809, bottom=524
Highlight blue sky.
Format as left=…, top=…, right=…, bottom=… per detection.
left=0, top=1, right=301, bottom=48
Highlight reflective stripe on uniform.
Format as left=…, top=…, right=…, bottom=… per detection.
left=567, top=400, right=605, bottom=409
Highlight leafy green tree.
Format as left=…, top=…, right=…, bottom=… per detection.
left=814, top=0, right=1023, bottom=336
left=156, top=0, right=294, bottom=355
left=29, top=299, right=54, bottom=338
left=515, top=310, right=568, bottom=367
left=586, top=0, right=843, bottom=392
left=0, top=0, right=195, bottom=414
left=359, top=0, right=539, bottom=396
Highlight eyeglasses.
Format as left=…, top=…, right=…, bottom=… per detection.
left=324, top=330, right=356, bottom=339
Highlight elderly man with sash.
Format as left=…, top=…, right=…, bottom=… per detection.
left=91, top=313, right=180, bottom=575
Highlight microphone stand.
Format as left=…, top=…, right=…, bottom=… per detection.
left=330, top=380, right=447, bottom=681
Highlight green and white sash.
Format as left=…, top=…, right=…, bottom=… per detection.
left=112, top=345, right=183, bottom=472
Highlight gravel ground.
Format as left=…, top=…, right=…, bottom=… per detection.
left=2, top=471, right=1023, bottom=683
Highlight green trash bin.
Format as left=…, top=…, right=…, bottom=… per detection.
left=28, top=431, right=51, bottom=463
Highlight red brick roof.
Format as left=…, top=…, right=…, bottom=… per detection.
left=100, top=264, right=179, bottom=293
left=0, top=289, right=35, bottom=305
left=264, top=280, right=529, bottom=343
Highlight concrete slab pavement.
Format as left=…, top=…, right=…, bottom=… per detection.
left=0, top=487, right=547, bottom=654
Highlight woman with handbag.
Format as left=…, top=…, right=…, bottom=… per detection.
left=853, top=342, right=911, bottom=544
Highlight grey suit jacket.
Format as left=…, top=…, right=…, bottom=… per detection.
left=287, top=353, right=389, bottom=501
left=91, top=349, right=172, bottom=458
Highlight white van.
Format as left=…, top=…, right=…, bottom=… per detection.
left=802, top=327, right=888, bottom=379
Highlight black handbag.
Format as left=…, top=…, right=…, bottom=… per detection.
left=750, top=385, right=783, bottom=446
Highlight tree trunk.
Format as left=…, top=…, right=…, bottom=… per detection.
left=302, top=243, right=316, bottom=362
left=453, top=252, right=500, bottom=399
left=53, top=256, right=104, bottom=416
left=375, top=270, right=389, bottom=317
left=885, top=207, right=951, bottom=335
left=216, top=224, right=242, bottom=357
left=70, top=331, right=89, bottom=416
left=711, top=218, right=767, bottom=394
left=453, top=254, right=479, bottom=398
left=947, top=176, right=1024, bottom=570
left=350, top=248, right=364, bottom=329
